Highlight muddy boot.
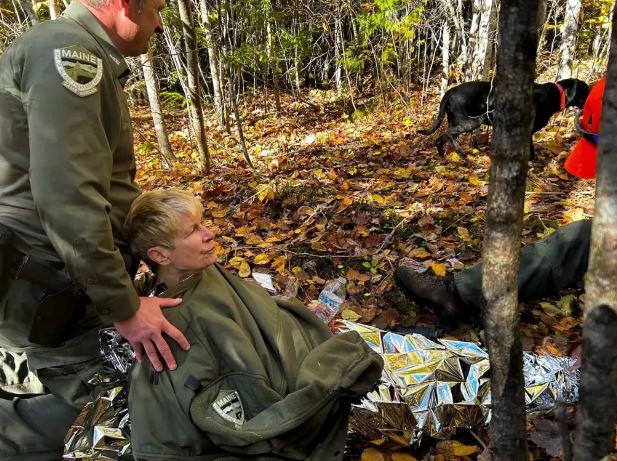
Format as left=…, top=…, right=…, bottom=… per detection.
left=394, top=266, right=471, bottom=326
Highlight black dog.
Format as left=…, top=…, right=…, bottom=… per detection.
left=419, top=78, right=590, bottom=157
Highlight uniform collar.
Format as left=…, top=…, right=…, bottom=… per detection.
left=63, top=0, right=130, bottom=83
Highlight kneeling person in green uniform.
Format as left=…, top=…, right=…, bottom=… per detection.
left=124, top=189, right=384, bottom=460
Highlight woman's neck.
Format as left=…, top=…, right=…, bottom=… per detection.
left=155, top=266, right=199, bottom=288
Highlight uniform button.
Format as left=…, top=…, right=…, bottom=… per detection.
left=101, top=308, right=110, bottom=315
left=86, top=278, right=95, bottom=284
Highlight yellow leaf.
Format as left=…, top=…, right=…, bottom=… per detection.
left=257, top=184, right=275, bottom=202
left=391, top=454, right=418, bottom=461
left=457, top=226, right=471, bottom=241
left=371, top=193, right=385, bottom=204
left=228, top=256, right=244, bottom=268
left=436, top=440, right=478, bottom=457
left=357, top=225, right=370, bottom=237
left=360, top=448, right=385, bottom=461
left=429, top=262, right=447, bottom=277
left=341, top=309, right=362, bottom=321
left=238, top=261, right=251, bottom=278
left=271, top=255, right=287, bottom=275
left=211, top=208, right=227, bottom=218
left=468, top=174, right=487, bottom=186
left=253, top=253, right=270, bottom=265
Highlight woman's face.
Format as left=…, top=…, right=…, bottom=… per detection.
left=167, top=213, right=217, bottom=272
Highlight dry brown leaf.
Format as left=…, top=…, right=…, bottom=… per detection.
left=391, top=453, right=418, bottom=461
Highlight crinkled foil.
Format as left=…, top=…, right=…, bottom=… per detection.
left=339, top=321, right=579, bottom=444
left=64, top=323, right=579, bottom=456
left=63, top=328, right=135, bottom=460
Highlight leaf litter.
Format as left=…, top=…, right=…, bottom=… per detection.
left=132, top=87, right=597, bottom=460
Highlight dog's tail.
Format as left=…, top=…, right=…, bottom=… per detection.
left=418, top=90, right=451, bottom=135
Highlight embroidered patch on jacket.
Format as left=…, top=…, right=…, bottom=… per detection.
left=53, top=44, right=103, bottom=97
left=212, top=390, right=245, bottom=426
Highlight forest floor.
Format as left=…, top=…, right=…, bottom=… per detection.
left=130, top=84, right=601, bottom=461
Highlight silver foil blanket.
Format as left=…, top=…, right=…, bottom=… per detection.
left=63, top=328, right=135, bottom=460
left=340, top=321, right=579, bottom=444
left=63, top=323, right=579, bottom=457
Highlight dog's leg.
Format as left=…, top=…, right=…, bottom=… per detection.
left=449, top=134, right=467, bottom=157
left=529, top=139, right=536, bottom=161
left=445, top=117, right=485, bottom=157
left=436, top=134, right=449, bottom=156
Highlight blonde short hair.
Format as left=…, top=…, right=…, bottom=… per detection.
left=125, top=189, right=203, bottom=263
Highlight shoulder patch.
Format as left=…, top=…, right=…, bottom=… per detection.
left=53, top=44, right=103, bottom=97
left=212, top=389, right=245, bottom=427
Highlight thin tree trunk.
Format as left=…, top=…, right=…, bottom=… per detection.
left=17, top=0, right=37, bottom=25
left=482, top=0, right=499, bottom=79
left=177, top=0, right=210, bottom=173
left=573, top=15, right=617, bottom=460
left=441, top=20, right=451, bottom=97
left=455, top=0, right=468, bottom=72
left=230, top=72, right=253, bottom=169
left=468, top=0, right=495, bottom=80
left=557, top=0, right=582, bottom=79
left=198, top=0, right=224, bottom=125
left=265, top=8, right=281, bottom=113
left=334, top=0, right=344, bottom=96
left=483, top=1, right=539, bottom=460
left=140, top=49, right=175, bottom=168
left=49, top=0, right=57, bottom=19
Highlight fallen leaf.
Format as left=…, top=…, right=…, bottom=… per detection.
left=468, top=174, right=487, bottom=186
left=360, top=447, right=385, bottom=461
left=238, top=261, right=251, bottom=278
left=436, top=440, right=478, bottom=456
left=253, top=253, right=270, bottom=265
left=529, top=419, right=564, bottom=458
left=457, top=226, right=471, bottom=241
left=429, top=261, right=447, bottom=277
left=553, top=316, right=578, bottom=332
left=391, top=453, right=418, bottom=461
left=341, top=309, right=362, bottom=321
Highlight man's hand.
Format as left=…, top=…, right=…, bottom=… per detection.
left=114, top=297, right=190, bottom=372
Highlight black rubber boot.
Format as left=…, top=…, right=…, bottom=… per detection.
left=394, top=266, right=470, bottom=326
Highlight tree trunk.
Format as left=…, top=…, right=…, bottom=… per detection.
left=17, top=0, right=37, bottom=25
left=334, top=0, right=344, bottom=96
left=455, top=0, right=468, bottom=73
left=557, top=0, right=582, bottom=80
left=482, top=0, right=499, bottom=79
left=265, top=6, right=281, bottom=113
left=483, top=1, right=539, bottom=460
left=49, top=0, right=57, bottom=19
left=140, top=49, right=175, bottom=168
left=230, top=72, right=253, bottom=169
left=442, top=0, right=467, bottom=76
left=198, top=0, right=224, bottom=126
left=441, top=19, right=451, bottom=97
left=574, top=15, right=617, bottom=460
left=177, top=0, right=211, bottom=173
left=468, top=0, right=495, bottom=80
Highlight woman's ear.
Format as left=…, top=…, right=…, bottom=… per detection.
left=147, top=246, right=171, bottom=266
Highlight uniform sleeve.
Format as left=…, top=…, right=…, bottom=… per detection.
left=21, top=43, right=139, bottom=323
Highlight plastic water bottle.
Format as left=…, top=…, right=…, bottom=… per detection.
left=313, top=277, right=347, bottom=323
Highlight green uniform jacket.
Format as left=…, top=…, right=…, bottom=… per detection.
left=0, top=0, right=139, bottom=323
left=129, top=265, right=384, bottom=460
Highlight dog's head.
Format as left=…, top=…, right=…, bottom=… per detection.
left=558, top=78, right=590, bottom=109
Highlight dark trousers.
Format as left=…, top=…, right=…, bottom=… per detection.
left=454, top=219, right=592, bottom=308
left=0, top=278, right=103, bottom=461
